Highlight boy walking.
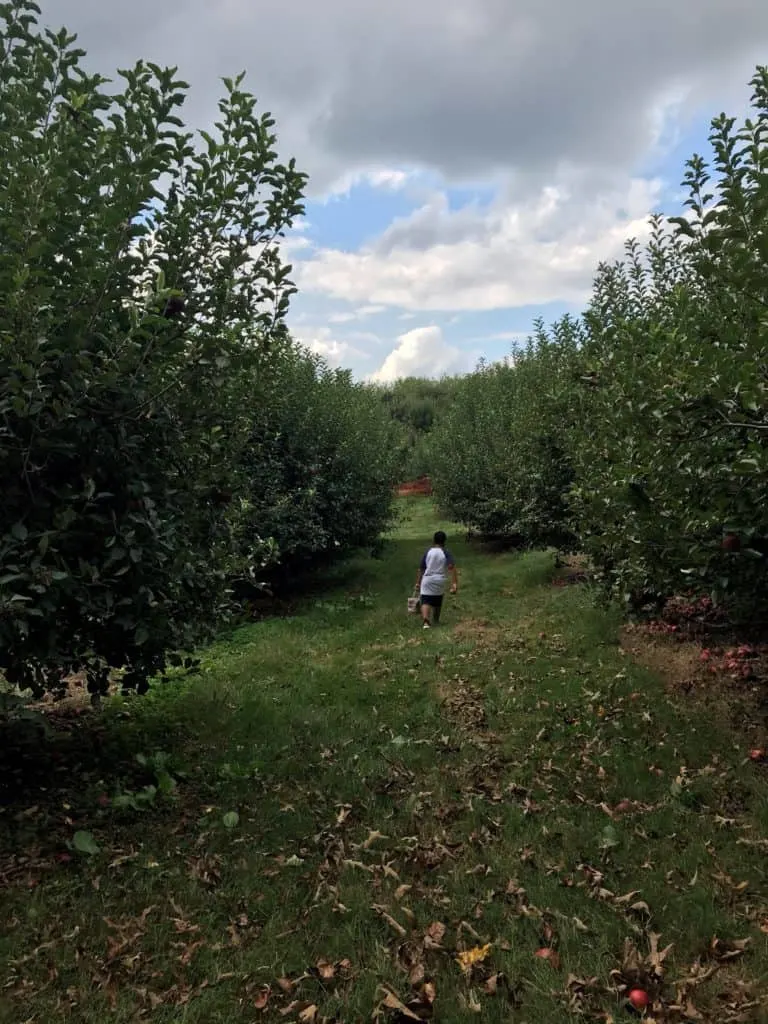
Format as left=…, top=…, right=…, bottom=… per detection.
left=415, top=531, right=458, bottom=629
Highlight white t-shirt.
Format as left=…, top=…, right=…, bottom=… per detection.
left=419, top=546, right=455, bottom=596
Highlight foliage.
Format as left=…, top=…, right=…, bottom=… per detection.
left=430, top=325, right=580, bottom=549
left=378, top=376, right=460, bottom=479
left=0, top=0, right=307, bottom=696
left=429, top=66, right=768, bottom=620
left=570, top=69, right=768, bottom=615
left=235, top=346, right=400, bottom=583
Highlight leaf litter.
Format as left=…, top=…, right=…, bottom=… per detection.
left=3, top=527, right=768, bottom=1022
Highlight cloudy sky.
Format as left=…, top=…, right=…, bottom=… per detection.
left=52, top=1, right=768, bottom=380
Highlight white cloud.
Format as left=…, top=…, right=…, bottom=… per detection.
left=327, top=303, right=386, bottom=323
left=365, top=169, right=412, bottom=190
left=368, top=325, right=475, bottom=382
left=294, top=327, right=360, bottom=367
left=295, top=173, right=662, bottom=312
left=318, top=167, right=417, bottom=201
left=293, top=324, right=385, bottom=369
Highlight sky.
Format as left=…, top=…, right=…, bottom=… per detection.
left=51, top=1, right=768, bottom=381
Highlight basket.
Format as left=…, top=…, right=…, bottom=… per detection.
left=407, top=595, right=420, bottom=614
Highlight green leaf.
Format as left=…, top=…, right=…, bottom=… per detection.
left=11, top=522, right=28, bottom=541
left=72, top=830, right=100, bottom=856
left=599, top=825, right=619, bottom=850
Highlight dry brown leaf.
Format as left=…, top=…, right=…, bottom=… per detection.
left=629, top=901, right=651, bottom=916
left=373, top=905, right=408, bottom=937
left=253, top=985, right=271, bottom=1010
left=276, top=976, right=296, bottom=994
left=394, top=884, right=412, bottom=901
left=710, top=936, right=750, bottom=961
left=465, top=990, right=482, bottom=1013
left=316, top=959, right=335, bottom=981
left=424, top=921, right=446, bottom=948
left=649, top=932, right=673, bottom=974
left=408, top=962, right=425, bottom=987
left=614, top=890, right=642, bottom=905
left=298, top=1004, right=318, bottom=1023
left=377, top=986, right=421, bottom=1020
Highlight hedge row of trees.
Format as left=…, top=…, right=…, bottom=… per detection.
left=0, top=2, right=398, bottom=698
left=431, top=67, right=768, bottom=621
left=377, top=377, right=460, bottom=479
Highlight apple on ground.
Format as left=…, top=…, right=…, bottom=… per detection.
left=628, top=988, right=649, bottom=1011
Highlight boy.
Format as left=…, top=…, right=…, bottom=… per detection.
left=415, top=530, right=458, bottom=629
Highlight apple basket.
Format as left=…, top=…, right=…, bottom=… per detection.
left=407, top=595, right=420, bottom=614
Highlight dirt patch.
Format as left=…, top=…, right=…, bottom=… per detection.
left=620, top=627, right=701, bottom=691
left=452, top=618, right=502, bottom=646
left=397, top=477, right=433, bottom=497
left=620, top=625, right=768, bottom=746
left=552, top=554, right=589, bottom=587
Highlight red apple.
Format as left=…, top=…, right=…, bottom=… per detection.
left=97, top=793, right=110, bottom=807
left=722, top=533, right=741, bottom=552
left=749, top=748, right=765, bottom=762
left=628, top=988, right=649, bottom=1011
left=614, top=800, right=633, bottom=814
left=534, top=947, right=560, bottom=967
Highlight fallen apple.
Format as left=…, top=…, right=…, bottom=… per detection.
left=628, top=988, right=649, bottom=1011
left=749, top=748, right=765, bottom=762
left=533, top=947, right=560, bottom=967
left=614, top=800, right=633, bottom=814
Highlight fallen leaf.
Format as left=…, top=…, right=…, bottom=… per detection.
left=298, top=1004, right=318, bottom=1023
left=424, top=921, right=446, bottom=948
left=710, top=936, right=750, bottom=961
left=373, top=905, right=408, bottom=938
left=456, top=944, right=492, bottom=973
left=377, top=986, right=421, bottom=1020
left=315, top=959, right=335, bottom=981
left=253, top=985, right=271, bottom=1010
left=648, top=932, right=673, bottom=975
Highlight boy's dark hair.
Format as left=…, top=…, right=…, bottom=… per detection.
left=434, top=530, right=447, bottom=545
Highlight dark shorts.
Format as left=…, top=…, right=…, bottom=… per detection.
left=420, top=594, right=444, bottom=608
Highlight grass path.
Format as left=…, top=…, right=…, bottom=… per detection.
left=1, top=498, right=767, bottom=1022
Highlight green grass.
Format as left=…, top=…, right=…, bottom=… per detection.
left=1, top=497, right=767, bottom=1022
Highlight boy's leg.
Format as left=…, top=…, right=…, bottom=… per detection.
left=432, top=595, right=443, bottom=625
left=420, top=596, right=431, bottom=625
